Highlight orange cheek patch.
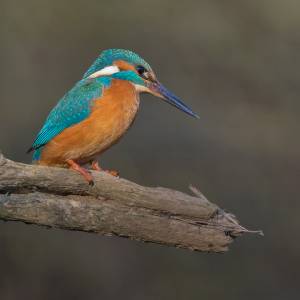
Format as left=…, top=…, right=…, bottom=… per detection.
left=113, top=60, right=136, bottom=72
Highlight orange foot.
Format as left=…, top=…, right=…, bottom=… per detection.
left=91, top=161, right=119, bottom=177
left=67, top=159, right=94, bottom=186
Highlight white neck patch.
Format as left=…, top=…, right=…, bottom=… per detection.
left=88, top=65, right=120, bottom=79
left=134, top=84, right=151, bottom=93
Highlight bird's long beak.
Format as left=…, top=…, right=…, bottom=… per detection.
left=149, top=81, right=199, bottom=119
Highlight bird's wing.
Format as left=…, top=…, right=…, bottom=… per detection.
left=29, top=77, right=111, bottom=153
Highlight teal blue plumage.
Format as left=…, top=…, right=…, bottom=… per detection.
left=31, top=77, right=112, bottom=160
left=30, top=49, right=150, bottom=160
left=83, top=49, right=151, bottom=79
left=112, top=70, right=144, bottom=84
left=29, top=48, right=198, bottom=165
left=30, top=71, right=145, bottom=160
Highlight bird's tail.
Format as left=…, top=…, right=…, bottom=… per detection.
left=32, top=148, right=42, bottom=161
left=26, top=147, right=41, bottom=161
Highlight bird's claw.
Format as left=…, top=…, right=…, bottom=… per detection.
left=105, top=170, right=119, bottom=177
left=90, top=160, right=119, bottom=177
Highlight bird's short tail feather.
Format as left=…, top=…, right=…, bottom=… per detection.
left=26, top=146, right=42, bottom=161
left=32, top=149, right=42, bottom=161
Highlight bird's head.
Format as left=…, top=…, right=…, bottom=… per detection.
left=83, top=49, right=199, bottom=118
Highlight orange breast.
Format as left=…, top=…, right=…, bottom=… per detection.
left=39, top=79, right=139, bottom=166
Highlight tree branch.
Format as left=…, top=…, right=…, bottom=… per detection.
left=0, top=153, right=262, bottom=252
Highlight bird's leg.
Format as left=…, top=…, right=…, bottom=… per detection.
left=66, top=159, right=94, bottom=186
left=90, top=160, right=119, bottom=177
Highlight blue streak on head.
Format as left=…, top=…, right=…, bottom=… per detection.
left=111, top=71, right=144, bottom=85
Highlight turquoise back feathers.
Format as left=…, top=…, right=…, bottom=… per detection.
left=31, top=77, right=109, bottom=160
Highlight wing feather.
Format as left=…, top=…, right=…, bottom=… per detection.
left=29, top=77, right=111, bottom=157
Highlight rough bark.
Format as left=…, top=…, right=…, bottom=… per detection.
left=0, top=153, right=262, bottom=252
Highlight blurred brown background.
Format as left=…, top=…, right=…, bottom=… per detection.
left=0, top=0, right=299, bottom=299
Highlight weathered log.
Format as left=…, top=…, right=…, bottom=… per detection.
left=0, top=153, right=262, bottom=252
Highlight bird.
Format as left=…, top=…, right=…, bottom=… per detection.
left=28, top=49, right=199, bottom=185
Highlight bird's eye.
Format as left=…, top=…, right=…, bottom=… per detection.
left=136, top=65, right=147, bottom=77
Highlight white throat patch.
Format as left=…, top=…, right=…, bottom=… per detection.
left=88, top=65, right=120, bottom=79
left=134, top=84, right=151, bottom=93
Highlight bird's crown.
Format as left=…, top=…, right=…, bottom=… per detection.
left=83, top=49, right=151, bottom=79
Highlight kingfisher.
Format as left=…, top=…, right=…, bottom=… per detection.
left=28, top=49, right=199, bottom=185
